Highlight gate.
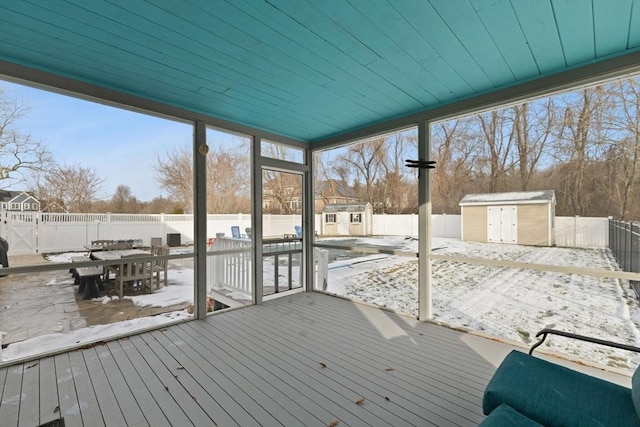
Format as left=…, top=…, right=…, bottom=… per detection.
left=3, top=211, right=37, bottom=255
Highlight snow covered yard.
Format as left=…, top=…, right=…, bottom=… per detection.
left=3, top=239, right=638, bottom=373
left=324, top=237, right=640, bottom=372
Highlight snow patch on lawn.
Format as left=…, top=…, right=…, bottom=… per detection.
left=324, top=237, right=640, bottom=371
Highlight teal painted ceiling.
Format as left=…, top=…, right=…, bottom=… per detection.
left=1, top=0, right=639, bottom=142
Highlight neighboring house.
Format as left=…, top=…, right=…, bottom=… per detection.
left=263, top=178, right=361, bottom=214
left=322, top=202, right=373, bottom=236
left=459, top=190, right=556, bottom=246
left=40, top=200, right=68, bottom=213
left=0, top=191, right=41, bottom=212
left=314, top=179, right=359, bottom=213
left=262, top=174, right=302, bottom=214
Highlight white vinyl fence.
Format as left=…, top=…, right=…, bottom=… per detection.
left=0, top=211, right=609, bottom=255
left=554, top=216, right=610, bottom=248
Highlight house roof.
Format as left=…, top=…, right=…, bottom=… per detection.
left=0, top=190, right=37, bottom=204
left=1, top=1, right=638, bottom=143
left=315, top=180, right=356, bottom=199
left=459, top=190, right=556, bottom=206
left=323, top=203, right=371, bottom=213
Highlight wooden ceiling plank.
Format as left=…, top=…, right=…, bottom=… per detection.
left=309, top=0, right=451, bottom=102
left=391, top=0, right=495, bottom=92
left=430, top=0, right=516, bottom=86
left=225, top=0, right=415, bottom=115
left=551, top=0, right=596, bottom=65
left=511, top=0, right=566, bottom=73
left=349, top=0, right=475, bottom=99
left=593, top=0, right=634, bottom=56
left=18, top=0, right=359, bottom=131
left=473, top=0, right=539, bottom=80
left=629, top=0, right=640, bottom=48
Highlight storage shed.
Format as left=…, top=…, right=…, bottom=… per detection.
left=322, top=203, right=373, bottom=236
left=459, top=191, right=556, bottom=246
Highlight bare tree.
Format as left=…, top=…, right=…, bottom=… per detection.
left=111, top=184, right=139, bottom=213
left=431, top=118, right=479, bottom=213
left=34, top=163, right=104, bottom=212
left=476, top=109, right=516, bottom=192
left=154, top=146, right=193, bottom=209
left=335, top=138, right=387, bottom=211
left=262, top=170, right=301, bottom=214
left=602, top=77, right=640, bottom=219
left=553, top=86, right=609, bottom=216
left=0, top=87, right=53, bottom=187
left=154, top=143, right=251, bottom=214
left=512, top=100, right=554, bottom=191
left=377, top=133, right=418, bottom=214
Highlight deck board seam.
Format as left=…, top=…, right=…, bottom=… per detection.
left=210, top=300, right=478, bottom=426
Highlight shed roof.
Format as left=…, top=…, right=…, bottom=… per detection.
left=323, top=203, right=371, bottom=213
left=459, top=190, right=555, bottom=206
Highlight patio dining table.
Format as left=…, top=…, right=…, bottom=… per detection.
left=90, top=249, right=149, bottom=261
left=90, top=249, right=150, bottom=286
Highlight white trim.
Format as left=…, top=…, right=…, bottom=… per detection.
left=460, top=200, right=552, bottom=207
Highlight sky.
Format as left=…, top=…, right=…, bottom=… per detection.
left=2, top=79, right=193, bottom=202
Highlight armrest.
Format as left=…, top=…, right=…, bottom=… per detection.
left=529, top=328, right=640, bottom=355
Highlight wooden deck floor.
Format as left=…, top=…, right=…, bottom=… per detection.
left=0, top=292, right=624, bottom=427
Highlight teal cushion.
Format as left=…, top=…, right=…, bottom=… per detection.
left=633, top=364, right=640, bottom=418
left=479, top=404, right=543, bottom=427
left=483, top=350, right=640, bottom=427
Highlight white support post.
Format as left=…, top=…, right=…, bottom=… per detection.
left=418, top=120, right=433, bottom=321
left=194, top=120, right=208, bottom=319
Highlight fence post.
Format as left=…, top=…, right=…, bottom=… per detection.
left=315, top=248, right=328, bottom=291
left=624, top=222, right=633, bottom=271
left=633, top=222, right=638, bottom=275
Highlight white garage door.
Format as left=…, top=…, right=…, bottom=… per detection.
left=487, top=206, right=517, bottom=244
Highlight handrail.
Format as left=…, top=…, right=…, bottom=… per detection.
left=529, top=328, right=640, bottom=355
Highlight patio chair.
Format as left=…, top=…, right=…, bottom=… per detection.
left=91, top=239, right=114, bottom=248
left=245, top=227, right=252, bottom=239
left=294, top=225, right=302, bottom=239
left=151, top=244, right=170, bottom=287
left=231, top=225, right=242, bottom=239
left=108, top=254, right=158, bottom=297
left=106, top=242, right=132, bottom=251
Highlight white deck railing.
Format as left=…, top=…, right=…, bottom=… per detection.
left=206, top=236, right=253, bottom=296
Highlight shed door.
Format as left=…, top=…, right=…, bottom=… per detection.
left=337, top=212, right=349, bottom=235
left=487, top=206, right=517, bottom=244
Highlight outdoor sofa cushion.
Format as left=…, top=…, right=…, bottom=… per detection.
left=478, top=404, right=543, bottom=427
left=483, top=350, right=640, bottom=427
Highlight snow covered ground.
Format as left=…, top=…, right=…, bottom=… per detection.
left=1, top=252, right=196, bottom=362
left=322, top=236, right=640, bottom=372
left=3, top=238, right=639, bottom=374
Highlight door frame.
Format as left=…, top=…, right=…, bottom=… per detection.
left=253, top=144, right=310, bottom=305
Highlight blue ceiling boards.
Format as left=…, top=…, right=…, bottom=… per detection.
left=1, top=0, right=638, bottom=142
